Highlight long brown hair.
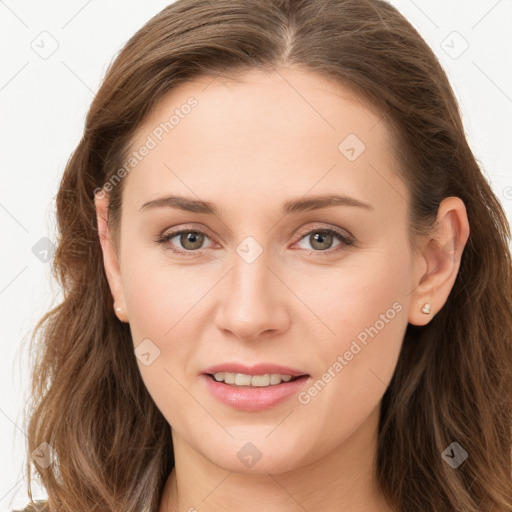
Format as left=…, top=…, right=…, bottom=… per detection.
left=22, top=1, right=512, bottom=511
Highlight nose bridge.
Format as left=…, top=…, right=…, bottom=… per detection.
left=230, top=251, right=271, bottom=302
left=215, top=247, right=289, bottom=340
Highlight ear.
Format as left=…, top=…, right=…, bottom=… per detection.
left=95, top=190, right=129, bottom=323
left=408, top=196, right=470, bottom=326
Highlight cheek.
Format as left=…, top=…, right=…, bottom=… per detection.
left=120, top=250, right=216, bottom=421
left=121, top=257, right=209, bottom=428
left=290, top=240, right=410, bottom=344
left=290, top=246, right=410, bottom=424
left=121, top=249, right=214, bottom=344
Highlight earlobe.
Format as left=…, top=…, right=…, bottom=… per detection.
left=113, top=304, right=129, bottom=323
left=94, top=190, right=129, bottom=323
left=408, top=196, right=470, bottom=326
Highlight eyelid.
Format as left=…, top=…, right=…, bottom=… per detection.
left=292, top=222, right=354, bottom=243
left=160, top=223, right=216, bottom=241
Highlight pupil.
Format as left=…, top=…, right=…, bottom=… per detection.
left=181, top=232, right=204, bottom=250
left=311, top=231, right=332, bottom=250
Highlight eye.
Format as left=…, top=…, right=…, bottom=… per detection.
left=156, top=228, right=215, bottom=254
left=294, top=227, right=354, bottom=254
left=155, top=225, right=355, bottom=256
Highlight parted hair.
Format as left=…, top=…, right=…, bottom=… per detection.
left=22, top=0, right=512, bottom=511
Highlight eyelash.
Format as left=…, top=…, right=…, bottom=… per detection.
left=155, top=225, right=355, bottom=257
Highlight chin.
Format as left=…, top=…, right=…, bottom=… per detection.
left=194, top=430, right=317, bottom=475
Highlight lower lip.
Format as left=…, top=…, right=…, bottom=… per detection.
left=202, top=374, right=310, bottom=412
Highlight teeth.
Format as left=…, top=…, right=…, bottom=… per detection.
left=235, top=373, right=252, bottom=386
left=212, top=372, right=297, bottom=387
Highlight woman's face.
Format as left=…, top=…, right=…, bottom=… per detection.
left=105, top=67, right=425, bottom=473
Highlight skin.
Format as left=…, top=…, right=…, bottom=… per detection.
left=95, top=67, right=470, bottom=512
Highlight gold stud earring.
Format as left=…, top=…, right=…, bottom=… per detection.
left=421, top=303, right=432, bottom=315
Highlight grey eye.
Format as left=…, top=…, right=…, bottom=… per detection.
left=296, top=230, right=343, bottom=251
left=177, top=231, right=205, bottom=250
left=309, top=231, right=334, bottom=250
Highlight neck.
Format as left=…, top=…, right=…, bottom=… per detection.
left=159, top=405, right=395, bottom=512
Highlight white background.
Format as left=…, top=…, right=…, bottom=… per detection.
left=1, top=0, right=511, bottom=510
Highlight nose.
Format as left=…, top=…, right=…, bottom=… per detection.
left=214, top=255, right=291, bottom=341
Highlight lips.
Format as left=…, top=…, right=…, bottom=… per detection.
left=202, top=362, right=308, bottom=377
left=201, top=362, right=310, bottom=411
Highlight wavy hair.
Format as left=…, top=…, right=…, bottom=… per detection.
left=22, top=0, right=512, bottom=511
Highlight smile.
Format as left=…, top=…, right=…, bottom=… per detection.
left=202, top=373, right=310, bottom=411
left=209, top=372, right=300, bottom=387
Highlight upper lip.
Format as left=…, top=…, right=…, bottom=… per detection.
left=203, top=363, right=308, bottom=377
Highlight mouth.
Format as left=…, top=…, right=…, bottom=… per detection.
left=205, top=372, right=309, bottom=388
left=201, top=369, right=311, bottom=412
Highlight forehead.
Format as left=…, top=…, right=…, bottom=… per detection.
left=136, top=68, right=385, bottom=147
left=123, top=67, right=408, bottom=218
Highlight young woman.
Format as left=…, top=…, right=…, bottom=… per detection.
left=21, top=0, right=512, bottom=511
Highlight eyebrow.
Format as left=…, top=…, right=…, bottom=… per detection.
left=139, top=194, right=373, bottom=215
